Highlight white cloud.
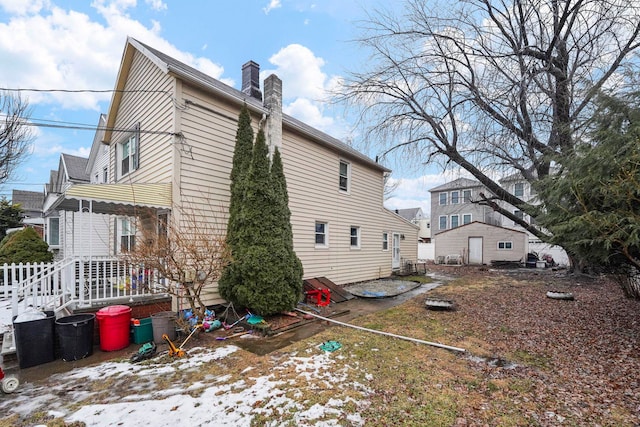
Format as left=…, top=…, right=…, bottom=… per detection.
left=0, top=0, right=50, bottom=15
left=263, top=0, right=281, bottom=14
left=145, top=0, right=167, bottom=11
left=264, top=44, right=329, bottom=100
left=0, top=1, right=230, bottom=111
left=262, top=43, right=351, bottom=138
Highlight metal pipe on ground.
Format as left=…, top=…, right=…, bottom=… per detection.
left=294, top=308, right=466, bottom=353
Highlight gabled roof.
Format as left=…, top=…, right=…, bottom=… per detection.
left=11, top=189, right=44, bottom=211
left=394, top=207, right=423, bottom=222
left=106, top=37, right=388, bottom=173
left=429, top=177, right=482, bottom=192
left=86, top=114, right=107, bottom=175
left=61, top=154, right=90, bottom=183
left=435, top=221, right=527, bottom=236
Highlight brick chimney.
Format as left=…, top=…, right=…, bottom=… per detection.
left=241, top=60, right=262, bottom=101
left=263, top=74, right=282, bottom=153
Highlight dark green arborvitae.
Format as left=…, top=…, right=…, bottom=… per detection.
left=222, top=131, right=302, bottom=316
left=270, top=147, right=303, bottom=303
left=218, top=104, right=254, bottom=301
left=0, top=227, right=53, bottom=264
left=0, top=198, right=24, bottom=240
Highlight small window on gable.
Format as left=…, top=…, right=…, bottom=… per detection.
left=350, top=226, right=360, bottom=249
left=514, top=182, right=524, bottom=197
left=498, top=241, right=513, bottom=250
left=439, top=192, right=447, bottom=205
left=315, top=221, right=328, bottom=247
left=382, top=232, right=389, bottom=251
left=339, top=160, right=350, bottom=192
left=451, top=191, right=459, bottom=204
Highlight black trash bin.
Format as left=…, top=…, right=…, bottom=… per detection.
left=55, top=313, right=96, bottom=361
left=13, top=310, right=56, bottom=369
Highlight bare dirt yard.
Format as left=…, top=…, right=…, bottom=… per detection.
left=1, top=265, right=639, bottom=426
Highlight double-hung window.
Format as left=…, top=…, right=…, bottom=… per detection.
left=463, top=189, right=472, bottom=203
left=462, top=213, right=472, bottom=224
left=350, top=226, right=361, bottom=249
left=439, top=215, right=447, bottom=230
left=119, top=125, right=140, bottom=178
left=514, top=182, right=524, bottom=197
left=339, top=160, right=350, bottom=192
left=439, top=192, right=447, bottom=205
left=315, top=221, right=328, bottom=247
left=120, top=218, right=136, bottom=252
left=451, top=191, right=459, bottom=204
left=450, top=214, right=459, bottom=228
left=382, top=232, right=389, bottom=250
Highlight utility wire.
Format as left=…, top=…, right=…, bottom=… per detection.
left=0, top=87, right=171, bottom=95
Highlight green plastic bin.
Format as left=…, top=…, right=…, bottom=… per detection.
left=131, top=318, right=153, bottom=344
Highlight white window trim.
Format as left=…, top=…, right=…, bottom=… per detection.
left=463, top=189, right=472, bottom=203
left=315, top=221, right=329, bottom=248
left=117, top=125, right=140, bottom=180
left=462, top=213, right=472, bottom=224
left=47, top=217, right=60, bottom=248
left=450, top=214, right=460, bottom=228
left=350, top=226, right=361, bottom=249
left=339, top=160, right=351, bottom=193
left=118, top=217, right=136, bottom=253
left=497, top=241, right=513, bottom=250
left=439, top=192, right=447, bottom=205
left=439, top=215, right=447, bottom=230
left=382, top=232, right=389, bottom=251
left=450, top=190, right=460, bottom=204
left=514, top=182, right=524, bottom=197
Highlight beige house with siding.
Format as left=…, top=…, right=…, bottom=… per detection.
left=434, top=221, right=527, bottom=265
left=48, top=37, right=418, bottom=305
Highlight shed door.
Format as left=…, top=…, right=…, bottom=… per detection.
left=469, top=237, right=483, bottom=264
left=392, top=233, right=401, bottom=269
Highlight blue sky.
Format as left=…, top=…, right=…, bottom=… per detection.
left=0, top=0, right=454, bottom=215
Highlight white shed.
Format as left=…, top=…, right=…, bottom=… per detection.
left=434, top=221, right=528, bottom=265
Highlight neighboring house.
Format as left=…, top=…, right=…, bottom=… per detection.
left=430, top=175, right=569, bottom=265
left=47, top=37, right=418, bottom=305
left=44, top=120, right=111, bottom=260
left=434, top=221, right=528, bottom=265
left=11, top=189, right=45, bottom=237
left=430, top=177, right=501, bottom=234
left=395, top=207, right=431, bottom=242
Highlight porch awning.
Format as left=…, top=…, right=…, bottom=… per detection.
left=48, top=183, right=172, bottom=215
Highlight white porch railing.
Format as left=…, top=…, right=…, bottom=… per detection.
left=1, top=257, right=169, bottom=320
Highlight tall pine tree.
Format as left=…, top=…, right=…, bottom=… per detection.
left=218, top=104, right=253, bottom=301
left=221, top=129, right=302, bottom=315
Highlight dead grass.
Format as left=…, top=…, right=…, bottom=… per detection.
left=2, top=267, right=639, bottom=426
